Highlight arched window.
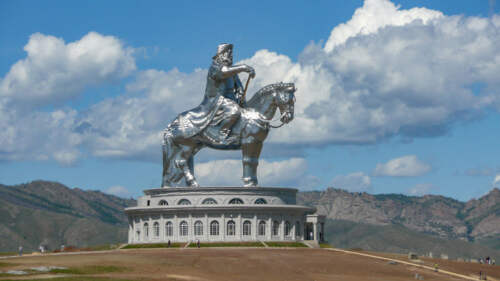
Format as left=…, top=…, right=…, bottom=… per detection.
left=202, top=198, right=218, bottom=205
left=159, top=200, right=168, bottom=206
left=258, top=221, right=266, bottom=236
left=165, top=222, right=173, bottom=237
left=144, top=223, right=149, bottom=239
left=228, top=198, right=244, bottom=204
left=255, top=198, right=267, bottom=204
left=178, top=199, right=191, bottom=205
left=194, top=221, right=203, bottom=236
left=243, top=220, right=252, bottom=236
left=272, top=221, right=280, bottom=236
left=210, top=221, right=219, bottom=236
left=285, top=221, right=291, bottom=237
left=227, top=220, right=236, bottom=236
left=153, top=222, right=160, bottom=238
left=179, top=221, right=188, bottom=236
left=295, top=221, right=301, bottom=237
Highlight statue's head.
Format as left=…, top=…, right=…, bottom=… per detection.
left=213, top=43, right=233, bottom=66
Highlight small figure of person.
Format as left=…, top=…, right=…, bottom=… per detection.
left=434, top=263, right=439, bottom=272
left=18, top=245, right=23, bottom=256
left=167, top=240, right=171, bottom=248
left=197, top=239, right=200, bottom=248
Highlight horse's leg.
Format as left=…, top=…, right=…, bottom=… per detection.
left=162, top=143, right=169, bottom=187
left=176, top=142, right=200, bottom=187
left=162, top=135, right=186, bottom=187
left=241, top=139, right=263, bottom=187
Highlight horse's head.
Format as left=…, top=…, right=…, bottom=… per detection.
left=274, top=82, right=296, bottom=124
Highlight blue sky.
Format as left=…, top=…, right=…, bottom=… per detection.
left=1, top=0, right=499, bottom=201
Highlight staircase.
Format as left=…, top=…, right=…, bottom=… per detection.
left=303, top=240, right=320, bottom=248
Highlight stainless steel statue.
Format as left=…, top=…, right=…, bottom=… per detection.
left=162, top=43, right=296, bottom=187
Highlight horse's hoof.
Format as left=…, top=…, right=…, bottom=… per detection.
left=189, top=181, right=200, bottom=188
left=243, top=178, right=258, bottom=187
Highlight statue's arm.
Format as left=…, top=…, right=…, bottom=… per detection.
left=234, top=75, right=246, bottom=106
left=216, top=64, right=255, bottom=79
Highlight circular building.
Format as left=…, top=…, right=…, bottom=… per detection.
left=125, top=187, right=325, bottom=244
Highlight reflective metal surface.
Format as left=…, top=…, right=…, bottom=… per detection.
left=162, top=44, right=295, bottom=188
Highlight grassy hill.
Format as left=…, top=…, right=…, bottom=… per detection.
left=325, top=219, right=500, bottom=259
left=0, top=180, right=498, bottom=258
left=0, top=181, right=134, bottom=252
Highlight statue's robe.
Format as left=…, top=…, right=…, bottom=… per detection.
left=169, top=62, right=244, bottom=140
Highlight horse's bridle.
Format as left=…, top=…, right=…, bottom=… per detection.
left=268, top=90, right=295, bottom=128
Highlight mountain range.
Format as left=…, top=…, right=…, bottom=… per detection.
left=0, top=180, right=498, bottom=258
left=297, top=188, right=500, bottom=258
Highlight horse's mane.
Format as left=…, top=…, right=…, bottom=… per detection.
left=247, top=82, right=295, bottom=105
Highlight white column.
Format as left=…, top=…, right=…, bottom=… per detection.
left=301, top=221, right=305, bottom=240
left=189, top=214, right=193, bottom=242
left=222, top=214, right=226, bottom=242
left=267, top=216, right=272, bottom=241
left=253, top=214, right=257, bottom=241
left=160, top=215, right=164, bottom=242
left=204, top=213, right=208, bottom=242
left=237, top=213, right=242, bottom=241
left=313, top=222, right=318, bottom=241
left=173, top=214, right=178, bottom=242
left=280, top=217, right=285, bottom=241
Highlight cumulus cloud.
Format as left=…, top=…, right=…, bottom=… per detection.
left=105, top=185, right=130, bottom=198
left=324, top=0, right=443, bottom=51
left=237, top=0, right=500, bottom=146
left=0, top=32, right=135, bottom=164
left=330, top=172, right=371, bottom=192
left=373, top=155, right=431, bottom=177
left=407, top=183, right=435, bottom=196
left=494, top=174, right=500, bottom=187
left=3, top=0, right=500, bottom=164
left=76, top=68, right=206, bottom=160
left=0, top=32, right=135, bottom=109
left=194, top=158, right=307, bottom=187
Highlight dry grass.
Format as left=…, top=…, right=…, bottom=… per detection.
left=122, top=243, right=184, bottom=249
left=0, top=248, right=498, bottom=281
left=187, top=242, right=264, bottom=248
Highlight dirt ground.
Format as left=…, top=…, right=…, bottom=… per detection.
left=1, top=248, right=499, bottom=281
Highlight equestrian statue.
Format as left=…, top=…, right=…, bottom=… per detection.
left=162, top=43, right=296, bottom=187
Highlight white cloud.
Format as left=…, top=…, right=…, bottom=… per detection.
left=330, top=172, right=371, bottom=192
left=0, top=32, right=135, bottom=164
left=105, top=185, right=130, bottom=197
left=76, top=68, right=206, bottom=160
left=3, top=0, right=500, bottom=164
left=407, top=183, right=435, bottom=196
left=194, top=158, right=307, bottom=187
left=373, top=155, right=431, bottom=177
left=236, top=0, right=499, bottom=146
left=324, top=0, right=443, bottom=51
left=0, top=32, right=136, bottom=109
left=493, top=174, right=500, bottom=187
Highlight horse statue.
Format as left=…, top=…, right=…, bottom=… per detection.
left=162, top=82, right=296, bottom=187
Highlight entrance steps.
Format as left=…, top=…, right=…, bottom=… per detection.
left=303, top=240, right=320, bottom=248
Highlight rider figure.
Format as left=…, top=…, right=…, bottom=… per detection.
left=166, top=44, right=255, bottom=143
left=207, top=43, right=255, bottom=139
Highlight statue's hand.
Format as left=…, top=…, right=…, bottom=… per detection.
left=246, top=66, right=256, bottom=79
